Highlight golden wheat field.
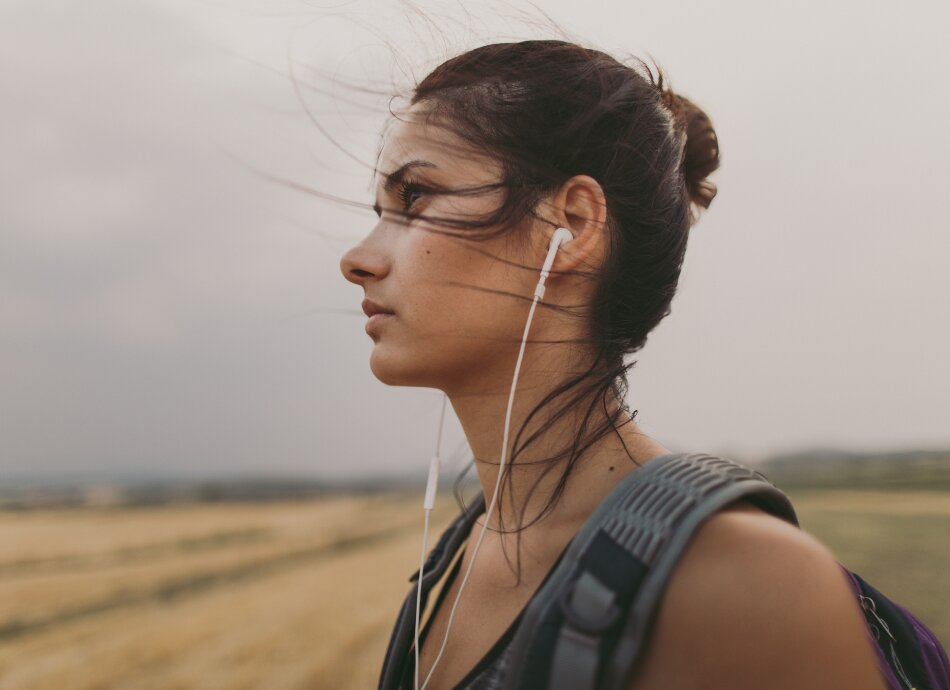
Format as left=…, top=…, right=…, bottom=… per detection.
left=0, top=489, right=948, bottom=690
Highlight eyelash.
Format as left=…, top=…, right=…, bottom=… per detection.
left=397, top=180, right=425, bottom=211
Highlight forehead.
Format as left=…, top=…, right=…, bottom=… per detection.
left=374, top=104, right=502, bottom=185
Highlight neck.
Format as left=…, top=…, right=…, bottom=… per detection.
left=445, top=347, right=670, bottom=548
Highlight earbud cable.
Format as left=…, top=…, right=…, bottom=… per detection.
left=414, top=391, right=448, bottom=690
left=418, top=291, right=543, bottom=690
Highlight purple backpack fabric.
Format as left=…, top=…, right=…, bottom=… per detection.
left=841, top=566, right=950, bottom=690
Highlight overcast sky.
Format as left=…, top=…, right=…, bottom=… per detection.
left=2, top=0, right=948, bottom=483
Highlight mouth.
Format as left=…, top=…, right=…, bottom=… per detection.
left=364, top=311, right=394, bottom=336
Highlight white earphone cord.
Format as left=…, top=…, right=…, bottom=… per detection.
left=414, top=228, right=570, bottom=690
left=414, top=393, right=448, bottom=690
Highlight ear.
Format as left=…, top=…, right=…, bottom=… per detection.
left=542, top=174, right=608, bottom=276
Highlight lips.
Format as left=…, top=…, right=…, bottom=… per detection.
left=362, top=299, right=395, bottom=317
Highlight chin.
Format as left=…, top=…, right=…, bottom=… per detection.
left=369, top=346, right=445, bottom=389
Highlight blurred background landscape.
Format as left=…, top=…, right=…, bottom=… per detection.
left=2, top=449, right=949, bottom=689
left=2, top=0, right=948, bottom=687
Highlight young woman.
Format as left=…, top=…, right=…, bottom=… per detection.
left=340, top=40, right=890, bottom=690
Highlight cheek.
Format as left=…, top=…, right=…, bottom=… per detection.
left=400, top=240, right=478, bottom=329
left=400, top=233, right=526, bottom=340
left=395, top=241, right=455, bottom=325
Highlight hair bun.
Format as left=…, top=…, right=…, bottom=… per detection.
left=658, top=87, right=720, bottom=224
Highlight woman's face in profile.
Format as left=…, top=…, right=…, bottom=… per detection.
left=339, top=104, right=548, bottom=392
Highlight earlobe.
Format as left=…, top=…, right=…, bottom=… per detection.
left=550, top=218, right=602, bottom=276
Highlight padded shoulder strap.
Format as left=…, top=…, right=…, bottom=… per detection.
left=377, top=494, right=486, bottom=690
left=501, top=452, right=798, bottom=690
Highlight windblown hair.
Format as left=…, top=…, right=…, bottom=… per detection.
left=384, top=40, right=721, bottom=583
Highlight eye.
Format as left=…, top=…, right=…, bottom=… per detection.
left=397, top=181, right=425, bottom=211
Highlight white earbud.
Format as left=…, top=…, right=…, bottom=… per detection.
left=534, top=227, right=575, bottom=301
left=414, top=225, right=575, bottom=690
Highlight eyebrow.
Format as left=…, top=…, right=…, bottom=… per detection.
left=373, top=159, right=437, bottom=216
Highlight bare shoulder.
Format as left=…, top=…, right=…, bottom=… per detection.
left=625, top=500, right=889, bottom=690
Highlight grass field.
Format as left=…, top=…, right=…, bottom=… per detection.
left=0, top=489, right=947, bottom=689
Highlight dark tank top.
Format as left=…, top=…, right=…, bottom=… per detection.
left=398, top=542, right=569, bottom=690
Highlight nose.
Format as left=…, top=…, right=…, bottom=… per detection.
left=340, top=235, right=390, bottom=286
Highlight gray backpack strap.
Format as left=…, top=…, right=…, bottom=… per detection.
left=377, top=494, right=486, bottom=690
left=501, top=452, right=798, bottom=690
